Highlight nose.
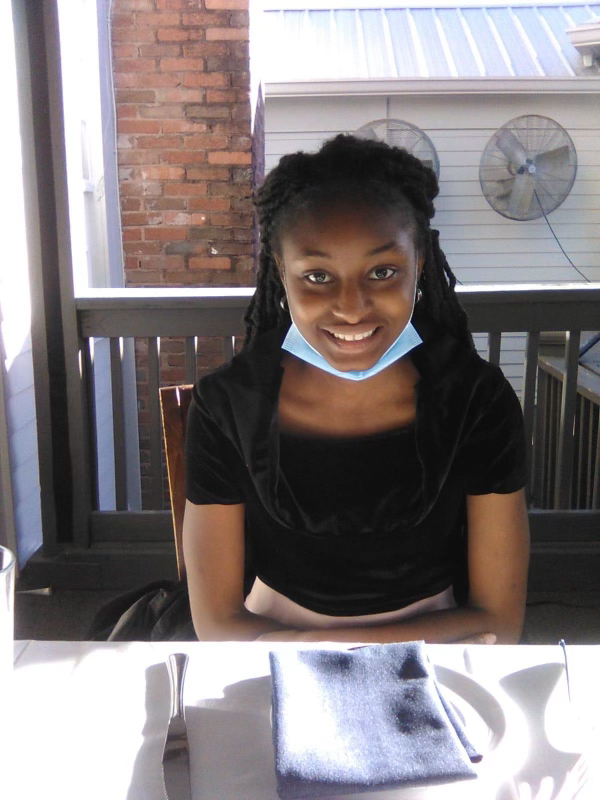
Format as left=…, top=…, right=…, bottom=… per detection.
left=331, top=280, right=369, bottom=322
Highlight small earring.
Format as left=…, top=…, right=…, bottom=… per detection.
left=416, top=287, right=423, bottom=303
left=280, top=295, right=288, bottom=311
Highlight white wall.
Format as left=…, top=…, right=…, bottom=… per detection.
left=266, top=92, right=600, bottom=284
left=266, top=91, right=600, bottom=395
left=0, top=1, right=42, bottom=566
left=3, top=342, right=42, bottom=563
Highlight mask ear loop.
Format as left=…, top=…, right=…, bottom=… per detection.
left=410, top=257, right=422, bottom=322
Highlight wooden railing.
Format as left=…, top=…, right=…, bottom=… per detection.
left=29, top=285, right=600, bottom=590
left=534, top=355, right=599, bottom=511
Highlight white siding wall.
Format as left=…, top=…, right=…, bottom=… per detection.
left=265, top=92, right=600, bottom=394
left=266, top=92, right=600, bottom=284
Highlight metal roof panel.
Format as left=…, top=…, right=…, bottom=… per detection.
left=411, top=8, right=453, bottom=77
left=538, top=6, right=583, bottom=73
left=333, top=10, right=365, bottom=78
left=481, top=8, right=543, bottom=74
left=306, top=10, right=335, bottom=78
left=262, top=4, right=600, bottom=82
left=562, top=4, right=599, bottom=25
left=436, top=8, right=482, bottom=76
left=461, top=7, right=514, bottom=76
left=386, top=9, right=423, bottom=77
left=512, top=7, right=572, bottom=75
left=361, top=9, right=396, bottom=77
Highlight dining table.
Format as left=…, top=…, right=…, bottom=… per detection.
left=7, top=640, right=600, bottom=800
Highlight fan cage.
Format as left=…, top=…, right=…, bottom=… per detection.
left=354, top=119, right=441, bottom=178
left=479, top=114, right=577, bottom=222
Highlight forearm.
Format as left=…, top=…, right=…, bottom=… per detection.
left=191, top=604, right=293, bottom=642
left=261, top=605, right=520, bottom=645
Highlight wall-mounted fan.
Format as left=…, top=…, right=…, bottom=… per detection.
left=354, top=119, right=440, bottom=178
left=480, top=115, right=577, bottom=221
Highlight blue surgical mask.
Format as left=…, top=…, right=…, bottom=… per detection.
left=281, top=320, right=422, bottom=381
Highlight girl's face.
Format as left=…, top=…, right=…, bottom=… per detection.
left=278, top=201, right=423, bottom=373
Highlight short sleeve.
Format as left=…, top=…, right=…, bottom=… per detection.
left=184, top=388, right=245, bottom=505
left=461, top=372, right=528, bottom=495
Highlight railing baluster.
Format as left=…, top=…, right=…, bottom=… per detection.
left=574, top=394, right=583, bottom=509
left=147, top=336, right=163, bottom=509
left=590, top=402, right=600, bottom=508
left=223, top=334, right=235, bottom=363
left=487, top=332, right=501, bottom=366
left=552, top=375, right=562, bottom=507
left=83, top=337, right=99, bottom=514
left=522, top=331, right=539, bottom=499
left=554, top=331, right=581, bottom=509
left=548, top=373, right=559, bottom=508
left=592, top=405, right=600, bottom=509
left=588, top=399, right=598, bottom=509
left=576, top=394, right=586, bottom=509
left=184, top=336, right=196, bottom=384
left=533, top=368, right=547, bottom=507
left=110, top=337, right=127, bottom=511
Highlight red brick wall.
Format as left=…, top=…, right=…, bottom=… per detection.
left=110, top=0, right=262, bottom=507
left=111, top=0, right=256, bottom=288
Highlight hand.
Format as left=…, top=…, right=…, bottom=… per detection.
left=453, top=632, right=496, bottom=645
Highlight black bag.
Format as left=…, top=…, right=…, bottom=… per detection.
left=87, top=580, right=196, bottom=641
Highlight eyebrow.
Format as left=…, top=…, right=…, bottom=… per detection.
left=301, top=241, right=405, bottom=259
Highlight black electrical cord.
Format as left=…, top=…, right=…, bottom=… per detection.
left=534, top=189, right=590, bottom=282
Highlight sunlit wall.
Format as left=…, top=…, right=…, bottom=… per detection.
left=0, top=1, right=43, bottom=566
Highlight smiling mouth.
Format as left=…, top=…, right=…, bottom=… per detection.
left=325, top=327, right=378, bottom=342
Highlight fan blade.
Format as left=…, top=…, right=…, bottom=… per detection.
left=421, top=159, right=433, bottom=172
left=389, top=131, right=418, bottom=150
left=495, top=129, right=528, bottom=167
left=491, top=180, right=514, bottom=202
left=507, top=171, right=537, bottom=217
left=533, top=146, right=571, bottom=172
left=358, top=126, right=380, bottom=141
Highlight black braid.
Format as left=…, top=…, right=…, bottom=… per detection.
left=245, top=134, right=473, bottom=349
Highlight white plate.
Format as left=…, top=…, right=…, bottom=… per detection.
left=434, top=664, right=509, bottom=756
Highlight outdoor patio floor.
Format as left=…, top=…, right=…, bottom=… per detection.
left=14, top=588, right=600, bottom=644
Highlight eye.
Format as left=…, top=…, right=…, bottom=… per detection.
left=370, top=266, right=397, bottom=281
left=305, top=271, right=332, bottom=284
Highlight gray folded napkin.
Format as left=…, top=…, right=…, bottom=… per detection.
left=269, top=642, right=481, bottom=799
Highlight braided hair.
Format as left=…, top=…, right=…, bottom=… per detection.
left=245, top=134, right=473, bottom=349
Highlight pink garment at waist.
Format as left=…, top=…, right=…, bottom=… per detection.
left=245, top=577, right=456, bottom=629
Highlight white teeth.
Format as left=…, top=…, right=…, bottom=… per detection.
left=329, top=329, right=375, bottom=341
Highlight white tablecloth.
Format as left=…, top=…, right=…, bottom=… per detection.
left=8, top=641, right=600, bottom=800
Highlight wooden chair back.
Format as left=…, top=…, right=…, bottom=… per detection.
left=159, top=384, right=194, bottom=581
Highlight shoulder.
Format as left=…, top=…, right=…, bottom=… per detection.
left=442, top=349, right=524, bottom=452
left=416, top=324, right=512, bottom=393
left=414, top=328, right=522, bottom=431
left=461, top=351, right=518, bottom=408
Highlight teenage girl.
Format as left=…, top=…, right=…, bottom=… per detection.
left=182, top=135, right=530, bottom=644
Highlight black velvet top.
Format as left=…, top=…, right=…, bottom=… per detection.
left=278, top=426, right=419, bottom=533
left=185, top=322, right=527, bottom=616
